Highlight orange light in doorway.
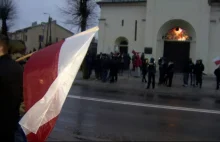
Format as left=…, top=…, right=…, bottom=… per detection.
left=165, top=27, right=189, bottom=41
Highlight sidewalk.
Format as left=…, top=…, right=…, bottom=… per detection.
left=74, top=71, right=220, bottom=98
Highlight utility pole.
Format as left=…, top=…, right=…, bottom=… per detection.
left=39, top=23, right=46, bottom=49
left=49, top=17, right=52, bottom=45
left=44, top=13, right=52, bottom=46
left=45, top=16, right=49, bottom=46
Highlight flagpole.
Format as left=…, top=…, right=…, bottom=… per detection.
left=16, top=52, right=35, bottom=62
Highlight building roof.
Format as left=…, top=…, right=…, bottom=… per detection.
left=11, top=21, right=74, bottom=35
left=97, top=0, right=146, bottom=4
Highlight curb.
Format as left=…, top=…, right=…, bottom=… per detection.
left=72, top=134, right=111, bottom=141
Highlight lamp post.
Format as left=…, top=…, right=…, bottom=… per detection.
left=39, top=23, right=46, bottom=49
left=44, top=13, right=52, bottom=46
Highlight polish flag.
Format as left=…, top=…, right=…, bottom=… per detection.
left=213, top=57, right=220, bottom=65
left=19, top=27, right=99, bottom=142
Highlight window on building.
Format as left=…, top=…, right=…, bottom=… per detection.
left=144, top=47, right=153, bottom=54
left=134, top=20, right=137, bottom=41
left=39, top=35, right=44, bottom=42
left=56, top=37, right=59, bottom=42
left=122, top=20, right=124, bottom=26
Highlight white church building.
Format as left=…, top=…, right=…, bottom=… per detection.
left=97, top=0, right=220, bottom=74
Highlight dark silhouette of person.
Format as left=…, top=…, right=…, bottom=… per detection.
left=119, top=54, right=124, bottom=75
left=142, top=58, right=149, bottom=83
left=167, top=61, right=175, bottom=87
left=146, top=58, right=156, bottom=89
left=110, top=56, right=118, bottom=83
left=94, top=54, right=101, bottom=80
left=194, top=60, right=205, bottom=88
left=158, top=57, right=163, bottom=85
left=183, top=59, right=190, bottom=87
left=0, top=34, right=23, bottom=141
left=189, top=59, right=195, bottom=86
left=162, top=58, right=168, bottom=85
left=214, top=66, right=220, bottom=90
left=132, top=54, right=136, bottom=71
left=101, top=55, right=109, bottom=82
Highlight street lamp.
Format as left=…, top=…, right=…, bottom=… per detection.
left=44, top=13, right=52, bottom=46
left=39, top=23, right=46, bottom=49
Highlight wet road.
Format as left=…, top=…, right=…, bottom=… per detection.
left=49, top=85, right=220, bottom=141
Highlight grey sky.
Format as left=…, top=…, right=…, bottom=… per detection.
left=12, top=0, right=100, bottom=34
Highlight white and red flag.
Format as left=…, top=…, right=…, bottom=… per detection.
left=19, top=27, right=99, bottom=142
left=213, top=57, right=220, bottom=65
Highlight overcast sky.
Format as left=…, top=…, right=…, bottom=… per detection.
left=12, top=0, right=100, bottom=34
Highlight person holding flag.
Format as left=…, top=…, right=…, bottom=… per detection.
left=0, top=34, right=24, bottom=141
left=18, top=27, right=98, bottom=142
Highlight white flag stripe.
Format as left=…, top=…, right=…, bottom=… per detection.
left=19, top=27, right=99, bottom=134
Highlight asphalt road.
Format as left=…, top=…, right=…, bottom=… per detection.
left=48, top=84, right=220, bottom=141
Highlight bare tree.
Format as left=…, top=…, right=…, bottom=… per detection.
left=61, top=0, right=99, bottom=32
left=0, top=0, right=16, bottom=38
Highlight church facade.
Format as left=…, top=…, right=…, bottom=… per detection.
left=97, top=0, right=220, bottom=74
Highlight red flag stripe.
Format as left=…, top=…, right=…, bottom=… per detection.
left=24, top=41, right=64, bottom=110
left=23, top=41, right=64, bottom=141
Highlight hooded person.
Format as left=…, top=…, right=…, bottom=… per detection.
left=146, top=58, right=156, bottom=89
left=194, top=59, right=205, bottom=88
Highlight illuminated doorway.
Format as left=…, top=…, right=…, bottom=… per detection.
left=163, top=27, right=191, bottom=72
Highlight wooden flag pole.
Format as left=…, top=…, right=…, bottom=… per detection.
left=16, top=52, right=36, bottom=62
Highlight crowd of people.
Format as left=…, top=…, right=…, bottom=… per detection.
left=82, top=52, right=131, bottom=83
left=83, top=50, right=220, bottom=90
left=140, top=56, right=220, bottom=90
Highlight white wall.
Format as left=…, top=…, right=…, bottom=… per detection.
left=97, top=3, right=146, bottom=54
left=98, top=0, right=217, bottom=74
left=208, top=7, right=220, bottom=75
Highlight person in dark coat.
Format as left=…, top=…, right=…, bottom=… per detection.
left=94, top=54, right=101, bottom=80
left=214, top=66, right=220, bottom=90
left=158, top=58, right=163, bottom=85
left=110, top=56, right=118, bottom=83
left=166, top=61, right=175, bottom=87
left=142, top=58, right=148, bottom=83
left=189, top=59, right=195, bottom=86
left=194, top=60, right=205, bottom=88
left=82, top=53, right=91, bottom=79
left=124, top=53, right=131, bottom=70
left=162, top=58, right=168, bottom=85
left=101, top=55, right=109, bottom=82
left=132, top=54, right=135, bottom=71
left=119, top=54, right=124, bottom=75
left=146, top=58, right=156, bottom=89
left=0, top=34, right=23, bottom=141
left=183, top=59, right=191, bottom=87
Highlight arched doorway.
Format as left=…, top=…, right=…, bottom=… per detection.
left=157, top=19, right=196, bottom=72
left=115, top=37, right=128, bottom=54
left=164, top=27, right=191, bottom=72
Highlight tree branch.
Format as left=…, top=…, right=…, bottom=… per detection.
left=60, top=0, right=99, bottom=32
